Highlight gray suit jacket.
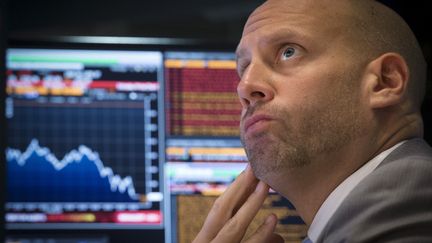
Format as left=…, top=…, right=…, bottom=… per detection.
left=316, top=138, right=432, bottom=243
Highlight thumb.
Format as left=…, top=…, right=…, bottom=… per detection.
left=244, top=214, right=284, bottom=243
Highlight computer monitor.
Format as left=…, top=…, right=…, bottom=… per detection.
left=5, top=44, right=165, bottom=242
left=5, top=37, right=307, bottom=243
left=163, top=50, right=306, bottom=243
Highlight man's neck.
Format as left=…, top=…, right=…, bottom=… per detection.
left=268, top=138, right=379, bottom=226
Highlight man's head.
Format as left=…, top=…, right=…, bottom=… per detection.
left=236, top=0, right=426, bottom=187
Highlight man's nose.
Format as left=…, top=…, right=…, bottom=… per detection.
left=237, top=62, right=275, bottom=108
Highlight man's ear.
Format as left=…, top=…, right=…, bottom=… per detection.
left=364, top=53, right=409, bottom=109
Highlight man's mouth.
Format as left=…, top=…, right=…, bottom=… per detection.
left=243, top=114, right=274, bottom=134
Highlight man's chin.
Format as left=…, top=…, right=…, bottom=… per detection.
left=249, top=157, right=276, bottom=179
left=252, top=165, right=283, bottom=193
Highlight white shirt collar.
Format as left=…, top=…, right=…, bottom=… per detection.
left=307, top=141, right=406, bottom=242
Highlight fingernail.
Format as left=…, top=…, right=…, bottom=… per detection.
left=265, top=214, right=275, bottom=225
left=239, top=164, right=248, bottom=175
left=242, top=164, right=251, bottom=176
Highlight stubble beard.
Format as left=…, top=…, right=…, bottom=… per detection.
left=240, top=111, right=311, bottom=181
left=240, top=73, right=364, bottom=181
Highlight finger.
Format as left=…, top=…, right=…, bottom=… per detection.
left=194, top=165, right=259, bottom=242
left=195, top=165, right=258, bottom=241
left=245, top=214, right=284, bottom=243
left=211, top=180, right=269, bottom=243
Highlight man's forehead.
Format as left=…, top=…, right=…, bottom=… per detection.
left=250, top=0, right=327, bottom=17
left=246, top=0, right=308, bottom=26
left=241, top=0, right=353, bottom=43
left=247, top=0, right=351, bottom=25
left=244, top=0, right=338, bottom=35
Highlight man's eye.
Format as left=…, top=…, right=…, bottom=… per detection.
left=281, top=47, right=296, bottom=60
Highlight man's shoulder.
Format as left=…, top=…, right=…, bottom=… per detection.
left=317, top=138, right=432, bottom=243
left=373, top=138, right=432, bottom=179
left=382, top=138, right=432, bottom=164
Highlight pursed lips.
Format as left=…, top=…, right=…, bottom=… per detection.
left=243, top=114, right=274, bottom=134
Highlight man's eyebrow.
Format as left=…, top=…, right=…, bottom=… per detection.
left=236, top=29, right=306, bottom=59
left=235, top=28, right=308, bottom=68
left=262, top=29, right=306, bottom=47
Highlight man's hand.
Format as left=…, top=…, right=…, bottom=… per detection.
left=193, top=165, right=284, bottom=243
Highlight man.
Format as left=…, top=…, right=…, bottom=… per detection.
left=193, top=0, right=431, bottom=242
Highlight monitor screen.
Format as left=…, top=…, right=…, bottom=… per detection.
left=5, top=41, right=307, bottom=243
left=5, top=48, right=164, bottom=229
left=163, top=51, right=306, bottom=243
left=164, top=51, right=245, bottom=242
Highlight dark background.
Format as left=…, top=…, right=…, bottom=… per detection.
left=1, top=0, right=431, bottom=242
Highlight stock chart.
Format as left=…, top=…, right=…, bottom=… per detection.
left=5, top=49, right=164, bottom=228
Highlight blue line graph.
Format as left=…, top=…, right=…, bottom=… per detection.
left=6, top=139, right=141, bottom=202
